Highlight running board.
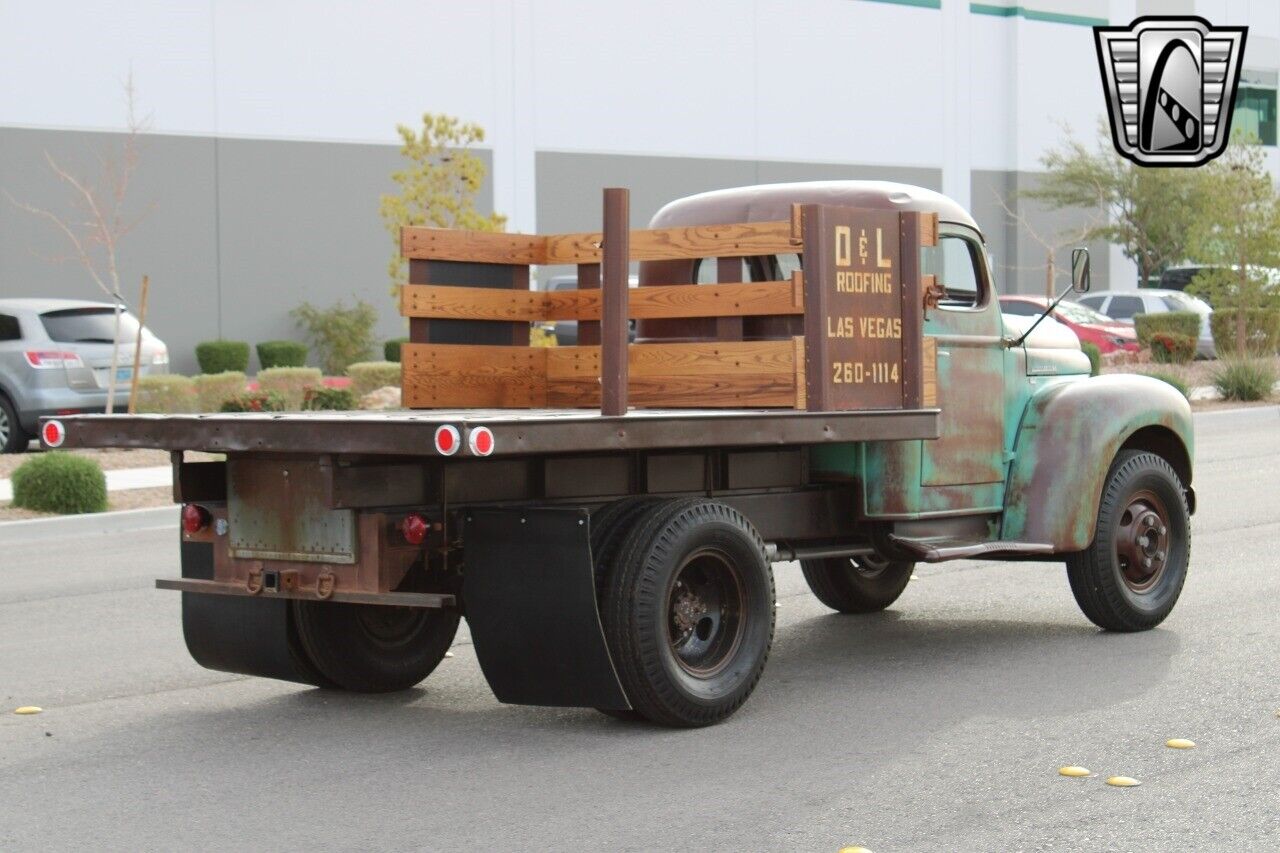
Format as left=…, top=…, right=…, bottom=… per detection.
left=887, top=535, right=1055, bottom=563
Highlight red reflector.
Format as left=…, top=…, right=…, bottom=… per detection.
left=434, top=425, right=460, bottom=456
left=468, top=426, right=494, bottom=457
left=182, top=504, right=210, bottom=535
left=401, top=513, right=429, bottom=546
left=42, top=420, right=65, bottom=448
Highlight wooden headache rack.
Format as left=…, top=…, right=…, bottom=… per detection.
left=399, top=188, right=938, bottom=416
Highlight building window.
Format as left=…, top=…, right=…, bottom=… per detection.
left=1233, top=87, right=1277, bottom=146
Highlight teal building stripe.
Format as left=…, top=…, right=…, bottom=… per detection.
left=970, top=3, right=1107, bottom=27
left=859, top=0, right=944, bottom=10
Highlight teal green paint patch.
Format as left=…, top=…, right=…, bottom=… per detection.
left=970, top=4, right=1106, bottom=27
left=861, top=0, right=942, bottom=10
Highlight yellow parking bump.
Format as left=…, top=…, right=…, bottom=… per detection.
left=838, top=847, right=873, bottom=853
left=1058, top=766, right=1092, bottom=777
left=13, top=706, right=42, bottom=715
left=1106, top=776, right=1141, bottom=787
left=1166, top=738, right=1196, bottom=749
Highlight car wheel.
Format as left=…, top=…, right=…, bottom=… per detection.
left=0, top=394, right=30, bottom=454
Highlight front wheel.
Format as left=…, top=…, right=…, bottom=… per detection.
left=599, top=499, right=775, bottom=727
left=800, top=554, right=914, bottom=613
left=1066, top=450, right=1190, bottom=632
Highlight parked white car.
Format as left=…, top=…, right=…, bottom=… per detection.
left=1076, top=289, right=1215, bottom=359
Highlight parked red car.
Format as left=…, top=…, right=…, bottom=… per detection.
left=999, top=295, right=1140, bottom=354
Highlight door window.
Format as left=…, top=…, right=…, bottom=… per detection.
left=1000, top=300, right=1040, bottom=316
left=921, top=235, right=983, bottom=308
left=1105, top=295, right=1145, bottom=320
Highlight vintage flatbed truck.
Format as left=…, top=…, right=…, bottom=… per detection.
left=39, top=182, right=1195, bottom=727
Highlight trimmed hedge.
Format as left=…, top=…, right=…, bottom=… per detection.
left=347, top=361, right=401, bottom=398
left=256, top=366, right=322, bottom=410
left=1145, top=370, right=1189, bottom=398
left=195, top=340, right=250, bottom=374
left=220, top=390, right=287, bottom=413
left=256, top=340, right=309, bottom=369
left=1150, top=332, right=1197, bottom=364
left=194, top=371, right=248, bottom=413
left=134, top=374, right=198, bottom=414
left=1133, top=311, right=1200, bottom=348
left=1211, top=357, right=1276, bottom=401
left=1081, top=342, right=1102, bottom=377
left=11, top=452, right=107, bottom=514
left=384, top=338, right=409, bottom=363
left=1209, top=309, right=1280, bottom=356
left=303, top=387, right=357, bottom=411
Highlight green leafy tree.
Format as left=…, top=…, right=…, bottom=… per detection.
left=291, top=299, right=378, bottom=375
left=1023, top=122, right=1203, bottom=286
left=379, top=114, right=507, bottom=295
left=1184, top=134, right=1280, bottom=354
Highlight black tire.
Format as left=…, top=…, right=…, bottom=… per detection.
left=800, top=554, right=914, bottom=614
left=600, top=499, right=775, bottom=727
left=292, top=569, right=461, bottom=692
left=1066, top=450, right=1191, bottom=632
left=0, top=393, right=29, bottom=454
left=590, top=498, right=662, bottom=721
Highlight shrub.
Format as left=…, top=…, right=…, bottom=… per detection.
left=220, top=390, right=287, bottom=413
left=347, top=361, right=401, bottom=398
left=1144, top=370, right=1189, bottom=398
left=256, top=340, right=309, bottom=369
left=1150, top=332, right=1196, bottom=364
left=194, top=371, right=248, bottom=412
left=303, top=386, right=357, bottom=411
left=1211, top=357, right=1277, bottom=401
left=1133, top=311, right=1201, bottom=348
left=1209, top=308, right=1280, bottom=356
left=384, top=338, right=410, bottom=363
left=195, top=340, right=250, bottom=374
left=134, top=374, right=197, bottom=414
left=11, top=452, right=107, bottom=514
left=256, top=366, right=322, bottom=410
left=1080, top=342, right=1102, bottom=377
left=291, top=299, right=378, bottom=374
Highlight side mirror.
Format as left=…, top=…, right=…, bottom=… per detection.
left=1071, top=247, right=1091, bottom=293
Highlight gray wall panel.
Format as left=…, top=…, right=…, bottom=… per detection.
left=1, top=128, right=492, bottom=374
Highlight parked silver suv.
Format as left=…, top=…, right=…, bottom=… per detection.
left=0, top=299, right=168, bottom=452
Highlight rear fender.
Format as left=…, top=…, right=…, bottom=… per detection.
left=1001, top=375, right=1194, bottom=551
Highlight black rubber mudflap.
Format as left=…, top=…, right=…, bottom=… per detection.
left=463, top=507, right=630, bottom=709
left=179, top=540, right=327, bottom=686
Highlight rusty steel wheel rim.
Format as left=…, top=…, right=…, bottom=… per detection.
left=666, top=548, right=746, bottom=678
left=853, top=554, right=890, bottom=579
left=1113, top=489, right=1171, bottom=593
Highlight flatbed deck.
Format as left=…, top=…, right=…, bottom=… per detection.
left=49, top=406, right=940, bottom=457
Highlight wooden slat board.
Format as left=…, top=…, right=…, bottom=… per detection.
left=402, top=341, right=802, bottom=409
left=401, top=221, right=799, bottom=265
left=402, top=344, right=547, bottom=408
left=922, top=336, right=938, bottom=408
left=401, top=229, right=544, bottom=265
left=544, top=221, right=798, bottom=263
left=403, top=280, right=805, bottom=323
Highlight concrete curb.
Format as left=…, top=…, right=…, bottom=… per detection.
left=0, top=505, right=176, bottom=544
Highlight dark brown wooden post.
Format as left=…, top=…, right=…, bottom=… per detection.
left=716, top=257, right=744, bottom=341
left=601, top=188, right=630, bottom=416
left=898, top=211, right=935, bottom=410
left=577, top=263, right=601, bottom=345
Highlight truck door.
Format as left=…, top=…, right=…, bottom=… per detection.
left=919, top=226, right=1006, bottom=489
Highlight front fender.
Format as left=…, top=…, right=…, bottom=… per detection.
left=1001, top=375, right=1193, bottom=551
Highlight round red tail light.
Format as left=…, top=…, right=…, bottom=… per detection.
left=182, top=504, right=210, bottom=535
left=434, top=424, right=460, bottom=456
left=468, top=426, right=495, bottom=457
left=42, top=420, right=65, bottom=448
left=401, top=513, right=429, bottom=546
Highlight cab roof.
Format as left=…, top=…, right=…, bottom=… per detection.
left=649, top=181, right=981, bottom=236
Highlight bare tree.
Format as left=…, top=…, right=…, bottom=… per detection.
left=5, top=72, right=150, bottom=413
left=994, top=192, right=1101, bottom=299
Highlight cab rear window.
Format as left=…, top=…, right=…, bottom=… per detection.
left=40, top=307, right=140, bottom=344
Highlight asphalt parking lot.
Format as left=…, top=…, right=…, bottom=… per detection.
left=2, top=406, right=1278, bottom=851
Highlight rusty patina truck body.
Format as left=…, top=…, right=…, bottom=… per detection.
left=42, top=182, right=1194, bottom=727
